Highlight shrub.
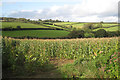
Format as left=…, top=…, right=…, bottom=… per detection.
left=16, top=26, right=21, bottom=30
left=4, top=27, right=13, bottom=30
left=95, top=29, right=107, bottom=37
left=84, top=32, right=95, bottom=38
left=107, top=32, right=116, bottom=37
left=69, top=30, right=84, bottom=38
left=49, top=27, right=56, bottom=30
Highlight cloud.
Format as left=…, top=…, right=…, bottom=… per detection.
left=8, top=0, right=119, bottom=22
left=0, top=1, right=2, bottom=6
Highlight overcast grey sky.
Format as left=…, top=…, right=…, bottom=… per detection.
left=1, top=0, right=119, bottom=22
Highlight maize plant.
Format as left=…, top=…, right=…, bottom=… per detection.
left=2, top=37, right=119, bottom=78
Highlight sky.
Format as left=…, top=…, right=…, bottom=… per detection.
left=1, top=0, right=119, bottom=22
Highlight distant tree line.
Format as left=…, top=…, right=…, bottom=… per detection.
left=69, top=29, right=120, bottom=38
left=41, top=19, right=62, bottom=22
left=1, top=27, right=64, bottom=31
left=1, top=17, right=63, bottom=23
left=1, top=17, right=28, bottom=22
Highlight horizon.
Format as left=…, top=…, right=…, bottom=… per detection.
left=1, top=17, right=118, bottom=23
left=1, top=0, right=119, bottom=22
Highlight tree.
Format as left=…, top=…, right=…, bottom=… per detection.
left=17, top=26, right=21, bottom=30
left=56, top=19, right=59, bottom=22
left=95, top=29, right=107, bottom=37
left=100, top=21, right=104, bottom=23
left=27, top=19, right=30, bottom=21
left=84, top=32, right=95, bottom=38
left=69, top=30, right=85, bottom=38
left=19, top=18, right=26, bottom=22
left=70, top=25, right=73, bottom=28
left=38, top=19, right=42, bottom=21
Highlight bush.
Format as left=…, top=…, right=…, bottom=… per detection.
left=17, top=26, right=21, bottom=30
left=69, top=30, right=84, bottom=38
left=95, top=29, right=107, bottom=37
left=4, top=27, right=13, bottom=30
left=107, top=32, right=116, bottom=37
left=84, top=33, right=95, bottom=38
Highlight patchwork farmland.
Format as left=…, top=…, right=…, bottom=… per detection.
left=1, top=17, right=119, bottom=78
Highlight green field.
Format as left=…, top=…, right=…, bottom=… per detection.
left=102, top=24, right=117, bottom=27
left=54, top=22, right=118, bottom=29
left=93, top=23, right=117, bottom=28
left=2, top=30, right=69, bottom=38
left=2, top=22, right=47, bottom=29
left=2, top=22, right=118, bottom=30
left=1, top=22, right=119, bottom=38
left=72, top=23, right=85, bottom=29
left=54, top=22, right=77, bottom=25
left=42, top=24, right=64, bottom=29
left=93, top=26, right=118, bottom=31
left=54, top=22, right=87, bottom=29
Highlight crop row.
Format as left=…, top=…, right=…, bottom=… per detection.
left=2, top=37, right=119, bottom=78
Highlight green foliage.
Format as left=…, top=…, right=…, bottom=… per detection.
left=92, top=50, right=119, bottom=78
left=2, top=38, right=49, bottom=75
left=59, top=38, right=119, bottom=78
left=107, top=31, right=119, bottom=37
left=61, top=50, right=119, bottom=78
left=84, top=32, right=95, bottom=38
left=100, top=21, right=104, bottom=23
left=95, top=29, right=107, bottom=37
left=38, top=19, right=42, bottom=21
left=43, top=19, right=62, bottom=22
left=16, top=26, right=21, bottom=30
left=2, top=37, right=118, bottom=78
left=69, top=30, right=84, bottom=38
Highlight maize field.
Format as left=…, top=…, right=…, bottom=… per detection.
left=2, top=37, right=119, bottom=78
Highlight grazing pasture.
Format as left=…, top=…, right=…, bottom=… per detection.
left=2, top=30, right=69, bottom=38
left=93, top=26, right=118, bottom=31
left=54, top=22, right=77, bottom=25
left=2, top=22, right=47, bottom=29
